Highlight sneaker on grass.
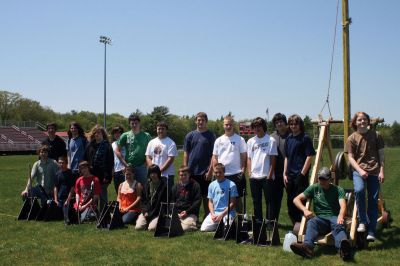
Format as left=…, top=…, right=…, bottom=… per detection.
left=357, top=223, right=366, bottom=232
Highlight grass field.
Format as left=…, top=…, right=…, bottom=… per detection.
left=1, top=148, right=399, bottom=265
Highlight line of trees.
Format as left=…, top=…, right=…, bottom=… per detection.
left=1, top=90, right=399, bottom=146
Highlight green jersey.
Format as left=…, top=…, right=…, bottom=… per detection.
left=118, top=131, right=151, bottom=167
left=303, top=183, right=345, bottom=218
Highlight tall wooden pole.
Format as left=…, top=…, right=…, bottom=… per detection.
left=342, top=0, right=351, bottom=143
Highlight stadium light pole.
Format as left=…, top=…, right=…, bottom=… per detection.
left=99, top=35, right=112, bottom=129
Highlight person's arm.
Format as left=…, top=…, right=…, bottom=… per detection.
left=115, top=144, right=128, bottom=168
left=337, top=198, right=347, bottom=225
left=293, top=193, right=313, bottom=219
left=81, top=198, right=93, bottom=210
left=283, top=157, right=289, bottom=187
left=75, top=193, right=80, bottom=210
left=378, top=148, right=385, bottom=183
left=117, top=183, right=122, bottom=207
left=301, top=155, right=313, bottom=176
left=208, top=199, right=217, bottom=221
left=67, top=140, right=71, bottom=168
left=21, top=163, right=36, bottom=196
left=64, top=187, right=74, bottom=207
left=240, top=152, right=247, bottom=174
left=145, top=155, right=153, bottom=168
left=183, top=151, right=189, bottom=167
left=212, top=154, right=218, bottom=170
left=53, top=187, right=59, bottom=205
left=268, top=155, right=277, bottom=180
left=348, top=152, right=368, bottom=178
left=247, top=157, right=252, bottom=177
left=67, top=151, right=72, bottom=169
left=205, top=158, right=214, bottom=180
left=160, top=156, right=174, bottom=173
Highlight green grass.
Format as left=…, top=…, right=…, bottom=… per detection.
left=1, top=149, right=400, bottom=265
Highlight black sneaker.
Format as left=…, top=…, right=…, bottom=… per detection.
left=340, top=239, right=351, bottom=261
left=290, top=242, right=314, bottom=259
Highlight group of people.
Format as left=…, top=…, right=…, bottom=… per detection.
left=20, top=111, right=384, bottom=261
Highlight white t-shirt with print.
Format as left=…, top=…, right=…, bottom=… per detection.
left=213, top=133, right=247, bottom=175
left=145, top=137, right=178, bottom=176
left=247, top=134, right=278, bottom=179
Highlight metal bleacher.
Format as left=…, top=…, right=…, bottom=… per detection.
left=0, top=123, right=46, bottom=153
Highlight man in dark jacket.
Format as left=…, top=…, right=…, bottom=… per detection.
left=171, top=166, right=201, bottom=231
left=41, top=122, right=67, bottom=161
left=135, top=164, right=167, bottom=231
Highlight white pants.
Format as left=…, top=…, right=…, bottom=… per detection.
left=135, top=213, right=158, bottom=231
left=200, top=213, right=234, bottom=232
left=180, top=214, right=198, bottom=231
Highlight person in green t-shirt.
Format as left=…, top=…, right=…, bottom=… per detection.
left=290, top=167, right=351, bottom=261
left=115, top=114, right=151, bottom=185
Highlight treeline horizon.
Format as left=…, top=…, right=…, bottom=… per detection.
left=1, top=90, right=399, bottom=146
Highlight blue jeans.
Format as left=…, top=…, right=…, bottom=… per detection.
left=57, top=200, right=70, bottom=223
left=304, top=216, right=347, bottom=249
left=250, top=178, right=274, bottom=221
left=24, top=185, right=52, bottom=206
left=113, top=170, right=125, bottom=194
left=134, top=164, right=148, bottom=185
left=122, top=211, right=140, bottom=224
left=353, top=171, right=380, bottom=236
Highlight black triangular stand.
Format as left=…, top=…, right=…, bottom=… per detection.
left=68, top=205, right=79, bottom=224
left=154, top=203, right=184, bottom=237
left=35, top=203, right=48, bottom=221
left=43, top=201, right=63, bottom=221
left=214, top=217, right=237, bottom=241
left=97, top=201, right=124, bottom=230
left=256, top=218, right=280, bottom=246
left=236, top=214, right=252, bottom=244
left=18, top=197, right=36, bottom=220
left=26, top=197, right=41, bottom=221
left=251, top=216, right=263, bottom=245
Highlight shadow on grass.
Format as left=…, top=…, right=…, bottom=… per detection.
left=313, top=244, right=358, bottom=263
left=369, top=225, right=400, bottom=250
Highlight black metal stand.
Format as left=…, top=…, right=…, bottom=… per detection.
left=97, top=201, right=124, bottom=230
left=154, top=202, right=184, bottom=238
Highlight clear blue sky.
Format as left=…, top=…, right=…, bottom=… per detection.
left=1, top=0, right=399, bottom=123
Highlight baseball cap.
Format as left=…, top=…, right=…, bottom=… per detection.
left=318, top=167, right=331, bottom=180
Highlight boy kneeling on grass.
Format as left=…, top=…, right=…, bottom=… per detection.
left=290, top=167, right=351, bottom=261
left=53, top=156, right=74, bottom=224
left=135, top=164, right=167, bottom=231
left=21, top=145, right=58, bottom=206
left=200, top=163, right=238, bottom=232
left=171, top=166, right=202, bottom=231
left=74, top=161, right=101, bottom=221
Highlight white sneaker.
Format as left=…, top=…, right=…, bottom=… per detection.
left=357, top=223, right=366, bottom=232
left=366, top=235, right=375, bottom=242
